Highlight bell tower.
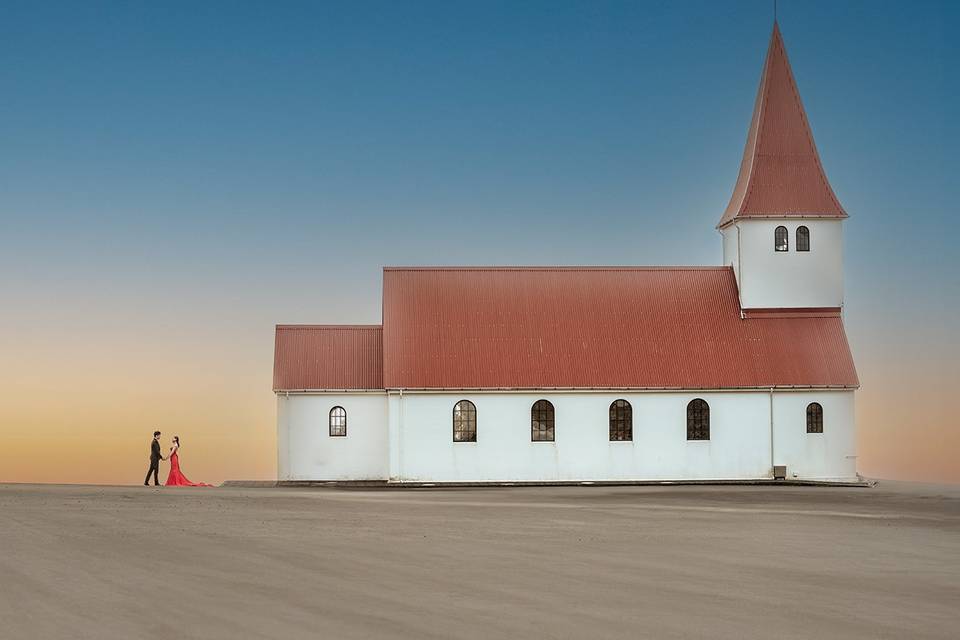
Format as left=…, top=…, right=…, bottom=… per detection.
left=719, top=23, right=847, bottom=311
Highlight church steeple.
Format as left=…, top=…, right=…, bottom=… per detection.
left=718, top=22, right=846, bottom=229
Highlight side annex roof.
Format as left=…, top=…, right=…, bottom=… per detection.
left=273, top=325, right=382, bottom=391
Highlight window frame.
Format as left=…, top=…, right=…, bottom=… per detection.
left=774, top=225, right=789, bottom=252
left=796, top=225, right=810, bottom=252
left=531, top=399, right=555, bottom=442
left=806, top=402, right=823, bottom=434
left=686, top=399, right=710, bottom=441
left=609, top=399, right=633, bottom=442
left=329, top=406, right=347, bottom=437
left=453, top=399, right=478, bottom=443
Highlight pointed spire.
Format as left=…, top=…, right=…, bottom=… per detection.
left=718, top=22, right=846, bottom=228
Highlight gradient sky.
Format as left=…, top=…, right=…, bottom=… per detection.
left=1, top=0, right=957, bottom=485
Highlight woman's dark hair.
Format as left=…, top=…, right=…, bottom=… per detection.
left=173, top=436, right=180, bottom=445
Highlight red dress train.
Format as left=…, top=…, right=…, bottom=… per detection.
left=165, top=450, right=212, bottom=487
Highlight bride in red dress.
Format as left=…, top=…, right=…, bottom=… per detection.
left=164, top=436, right=212, bottom=487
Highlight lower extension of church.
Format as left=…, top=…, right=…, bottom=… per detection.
left=272, top=23, right=861, bottom=484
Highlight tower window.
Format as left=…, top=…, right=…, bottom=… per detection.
left=797, top=226, right=810, bottom=252
left=609, top=399, right=633, bottom=441
left=687, top=399, right=710, bottom=440
left=806, top=402, right=823, bottom=433
left=775, top=226, right=789, bottom=252
left=329, top=406, right=347, bottom=437
left=531, top=400, right=555, bottom=442
left=453, top=400, right=477, bottom=442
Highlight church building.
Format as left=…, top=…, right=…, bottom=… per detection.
left=272, top=23, right=859, bottom=484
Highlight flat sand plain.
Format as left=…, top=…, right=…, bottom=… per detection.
left=1, top=482, right=958, bottom=640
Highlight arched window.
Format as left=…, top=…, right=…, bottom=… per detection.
left=806, top=402, right=823, bottom=433
left=329, top=406, right=347, bottom=437
left=531, top=400, right=555, bottom=442
left=453, top=400, right=477, bottom=442
left=686, top=399, right=710, bottom=440
left=775, top=226, right=789, bottom=251
left=797, top=226, right=810, bottom=252
left=609, top=399, right=632, bottom=441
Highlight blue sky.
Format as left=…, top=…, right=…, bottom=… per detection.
left=0, top=1, right=957, bottom=482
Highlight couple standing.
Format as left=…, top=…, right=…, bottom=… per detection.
left=144, top=430, right=211, bottom=487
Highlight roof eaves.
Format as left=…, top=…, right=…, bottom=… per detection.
left=383, top=265, right=733, bottom=272
left=382, top=385, right=859, bottom=392
left=275, top=324, right=382, bottom=330
left=274, top=388, right=388, bottom=393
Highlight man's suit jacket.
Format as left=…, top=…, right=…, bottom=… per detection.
left=150, top=439, right=162, bottom=463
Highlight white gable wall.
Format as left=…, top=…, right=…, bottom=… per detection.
left=277, top=393, right=389, bottom=481
left=722, top=224, right=740, bottom=284
left=773, top=390, right=856, bottom=480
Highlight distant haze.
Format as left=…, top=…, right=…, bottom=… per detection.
left=1, top=0, right=957, bottom=484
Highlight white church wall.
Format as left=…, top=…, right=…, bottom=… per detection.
left=773, top=390, right=856, bottom=481
left=392, top=391, right=774, bottom=482
left=387, top=392, right=402, bottom=481
left=277, top=389, right=858, bottom=482
left=722, top=225, right=740, bottom=284
left=277, top=393, right=389, bottom=481
left=736, top=219, right=844, bottom=309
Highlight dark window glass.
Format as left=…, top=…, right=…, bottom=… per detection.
left=797, top=226, right=810, bottom=251
left=453, top=400, right=477, bottom=442
left=329, top=406, right=347, bottom=437
left=806, top=402, right=823, bottom=433
left=775, top=226, right=789, bottom=251
left=686, top=399, right=710, bottom=440
left=609, top=400, right=633, bottom=441
left=531, top=400, right=555, bottom=442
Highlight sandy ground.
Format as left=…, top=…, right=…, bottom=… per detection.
left=1, top=482, right=958, bottom=640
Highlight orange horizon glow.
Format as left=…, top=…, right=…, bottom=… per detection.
left=1, top=332, right=956, bottom=486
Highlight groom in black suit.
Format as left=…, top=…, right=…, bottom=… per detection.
left=144, top=430, right=165, bottom=486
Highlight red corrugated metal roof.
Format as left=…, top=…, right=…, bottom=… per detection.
left=718, top=22, right=846, bottom=228
left=273, top=325, right=382, bottom=391
left=382, top=267, right=858, bottom=390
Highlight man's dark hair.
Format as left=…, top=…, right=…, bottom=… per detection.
left=153, top=430, right=161, bottom=437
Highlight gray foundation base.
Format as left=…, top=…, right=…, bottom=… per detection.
left=222, top=478, right=874, bottom=489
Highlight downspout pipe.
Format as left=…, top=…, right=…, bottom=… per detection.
left=737, top=223, right=745, bottom=318
left=769, top=387, right=775, bottom=478
left=398, top=388, right=404, bottom=482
